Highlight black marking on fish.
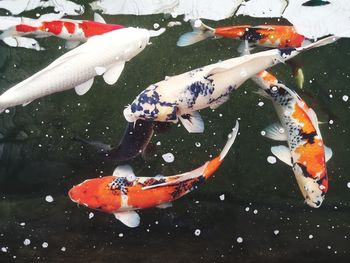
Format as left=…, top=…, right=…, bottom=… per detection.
left=296, top=163, right=313, bottom=178
left=185, top=81, right=215, bottom=108
left=300, top=130, right=318, bottom=144
left=279, top=47, right=296, bottom=57
left=302, top=0, right=330, bottom=6
left=241, top=28, right=266, bottom=42
left=110, top=177, right=133, bottom=194
left=170, top=176, right=205, bottom=199
left=141, top=178, right=166, bottom=187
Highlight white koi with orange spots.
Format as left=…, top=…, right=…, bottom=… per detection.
left=253, top=70, right=332, bottom=208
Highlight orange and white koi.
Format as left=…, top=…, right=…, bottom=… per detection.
left=177, top=19, right=311, bottom=49
left=68, top=121, right=239, bottom=227
left=0, top=13, right=124, bottom=50
left=253, top=70, right=332, bottom=208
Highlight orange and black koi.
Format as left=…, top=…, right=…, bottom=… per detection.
left=68, top=121, right=239, bottom=227
left=253, top=70, right=332, bottom=208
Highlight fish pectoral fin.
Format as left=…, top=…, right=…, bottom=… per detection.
left=237, top=40, right=253, bottom=55
left=103, top=61, right=125, bottom=85
left=156, top=202, right=173, bottom=209
left=113, top=165, right=136, bottom=181
left=325, top=145, right=333, bottom=162
left=95, top=66, right=107, bottom=75
left=74, top=78, right=94, bottom=96
left=3, top=37, right=18, bottom=47
left=209, top=95, right=230, bottom=109
left=113, top=211, right=140, bottom=228
left=94, top=13, right=106, bottom=23
left=179, top=111, right=204, bottom=133
left=65, top=40, right=81, bottom=49
left=262, top=123, right=288, bottom=141
left=271, top=145, right=293, bottom=166
left=22, top=100, right=33, bottom=107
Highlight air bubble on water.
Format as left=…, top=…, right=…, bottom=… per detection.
left=153, top=23, right=160, bottom=29
left=23, top=239, right=31, bottom=246
left=274, top=230, right=279, bottom=235
left=309, top=234, right=313, bottom=239
left=342, top=95, right=348, bottom=102
left=42, top=242, right=48, bottom=248
left=89, top=212, right=94, bottom=219
left=253, top=209, right=258, bottom=214
left=118, top=233, right=124, bottom=238
left=4, top=109, right=9, bottom=114
left=162, top=153, right=175, bottom=163
left=237, top=237, right=243, bottom=243
left=195, top=142, right=201, bottom=147
left=346, top=182, right=350, bottom=188
left=258, top=102, right=264, bottom=107
left=261, top=130, right=266, bottom=136
left=61, top=247, right=66, bottom=252
left=245, top=207, right=250, bottom=212
left=20, top=222, right=25, bottom=226
left=1, top=247, right=7, bottom=253
left=329, top=120, right=334, bottom=125
left=194, top=229, right=201, bottom=236
left=267, top=156, right=276, bottom=164
left=219, top=194, right=225, bottom=201
left=156, top=141, right=161, bottom=146
left=45, top=195, right=54, bottom=203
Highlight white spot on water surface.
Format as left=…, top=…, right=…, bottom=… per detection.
left=23, top=239, right=31, bottom=246
left=42, top=242, right=48, bottom=248
left=194, top=229, right=201, bottom=236
left=153, top=23, right=160, bottom=29
left=195, top=142, right=201, bottom=147
left=237, top=237, right=243, bottom=243
left=274, top=230, right=279, bottom=235
left=267, top=156, right=276, bottom=164
left=258, top=101, right=264, bottom=107
left=89, top=212, right=94, bottom=219
left=219, top=194, right=225, bottom=201
left=162, top=153, right=175, bottom=163
left=45, top=195, right=54, bottom=203
left=342, top=95, right=348, bottom=102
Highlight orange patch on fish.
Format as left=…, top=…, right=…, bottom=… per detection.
left=203, top=157, right=221, bottom=179
left=257, top=70, right=278, bottom=85
left=292, top=103, right=315, bottom=134
left=295, top=137, right=326, bottom=179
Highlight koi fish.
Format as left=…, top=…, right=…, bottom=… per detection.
left=302, top=0, right=330, bottom=7
left=68, top=121, right=239, bottom=227
left=0, top=13, right=124, bottom=50
left=253, top=70, right=332, bottom=208
left=177, top=20, right=311, bottom=49
left=0, top=27, right=165, bottom=113
left=124, top=36, right=337, bottom=133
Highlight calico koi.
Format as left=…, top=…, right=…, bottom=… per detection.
left=253, top=70, right=332, bottom=208
left=68, top=121, right=239, bottom=227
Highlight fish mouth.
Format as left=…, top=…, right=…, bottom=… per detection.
left=123, top=107, right=137, bottom=123
left=68, top=187, right=79, bottom=203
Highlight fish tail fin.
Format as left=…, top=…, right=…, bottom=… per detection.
left=176, top=19, right=215, bottom=47
left=203, top=120, right=239, bottom=179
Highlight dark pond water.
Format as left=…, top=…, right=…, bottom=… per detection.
left=0, top=3, right=349, bottom=263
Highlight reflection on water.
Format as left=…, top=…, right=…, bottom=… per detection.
left=0, top=1, right=350, bottom=262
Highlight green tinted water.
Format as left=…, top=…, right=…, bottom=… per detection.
left=0, top=7, right=349, bottom=263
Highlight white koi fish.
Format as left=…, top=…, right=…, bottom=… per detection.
left=124, top=36, right=337, bottom=133
left=0, top=27, right=165, bottom=113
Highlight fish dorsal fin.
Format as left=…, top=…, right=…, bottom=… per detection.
left=113, top=211, right=140, bottom=228
left=179, top=111, right=204, bottom=133
left=94, top=13, right=106, bottom=24
left=262, top=123, right=288, bottom=141
left=142, top=162, right=208, bottom=190
left=103, top=61, right=125, bottom=85
left=325, top=146, right=333, bottom=162
left=74, top=78, right=94, bottom=96
left=65, top=40, right=81, bottom=49
left=113, top=165, right=136, bottom=181
left=271, top=145, right=293, bottom=166
left=156, top=202, right=173, bottom=209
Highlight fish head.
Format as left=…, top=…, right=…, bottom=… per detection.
left=124, top=86, right=178, bottom=123
left=68, top=176, right=122, bottom=213
left=293, top=164, right=327, bottom=208
left=120, top=28, right=150, bottom=58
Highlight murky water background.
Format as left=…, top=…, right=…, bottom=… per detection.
left=0, top=3, right=350, bottom=263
